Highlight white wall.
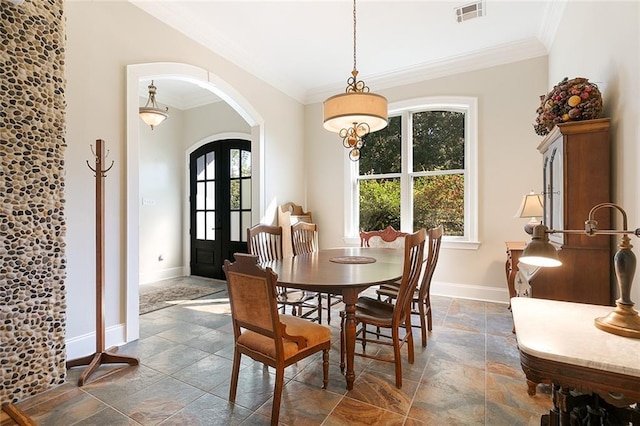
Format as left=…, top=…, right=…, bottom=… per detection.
left=183, top=101, right=251, bottom=147
left=548, top=1, right=640, bottom=303
left=138, top=100, right=252, bottom=284
left=64, top=1, right=304, bottom=358
left=305, top=56, right=548, bottom=302
left=138, top=102, right=184, bottom=284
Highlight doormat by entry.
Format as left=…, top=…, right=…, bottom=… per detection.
left=139, top=282, right=226, bottom=315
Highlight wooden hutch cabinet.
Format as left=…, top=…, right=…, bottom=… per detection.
left=532, top=118, right=612, bottom=305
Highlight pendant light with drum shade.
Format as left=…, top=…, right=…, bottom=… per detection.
left=139, top=80, right=169, bottom=130
left=323, top=0, right=388, bottom=161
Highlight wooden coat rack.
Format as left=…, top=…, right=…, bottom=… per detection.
left=66, top=139, right=139, bottom=386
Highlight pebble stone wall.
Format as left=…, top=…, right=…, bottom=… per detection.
left=0, top=0, right=68, bottom=403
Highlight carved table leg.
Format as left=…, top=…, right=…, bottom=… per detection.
left=341, top=288, right=359, bottom=391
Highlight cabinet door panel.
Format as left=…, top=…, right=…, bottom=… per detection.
left=544, top=142, right=563, bottom=245
left=535, top=118, right=612, bottom=305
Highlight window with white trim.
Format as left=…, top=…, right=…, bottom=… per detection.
left=347, top=97, right=478, bottom=248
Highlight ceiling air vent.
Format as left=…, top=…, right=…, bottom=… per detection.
left=455, top=1, right=484, bottom=23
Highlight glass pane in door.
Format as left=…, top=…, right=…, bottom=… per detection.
left=230, top=211, right=240, bottom=241
left=206, top=181, right=215, bottom=209
left=196, top=211, right=205, bottom=240
left=196, top=182, right=205, bottom=210
left=241, top=178, right=251, bottom=209
left=206, top=152, right=215, bottom=178
left=241, top=150, right=251, bottom=176
left=196, top=155, right=205, bottom=180
left=206, top=212, right=215, bottom=240
left=230, top=149, right=240, bottom=178
left=230, top=180, right=239, bottom=209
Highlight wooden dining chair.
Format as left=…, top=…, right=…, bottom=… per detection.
left=247, top=223, right=283, bottom=263
left=291, top=221, right=341, bottom=325
left=247, top=223, right=319, bottom=321
left=376, top=225, right=444, bottom=347
left=340, top=228, right=426, bottom=388
left=291, top=221, right=319, bottom=256
left=360, top=225, right=409, bottom=249
left=361, top=226, right=409, bottom=320
left=223, top=253, right=331, bottom=425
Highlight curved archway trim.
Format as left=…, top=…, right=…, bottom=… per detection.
left=125, top=62, right=264, bottom=342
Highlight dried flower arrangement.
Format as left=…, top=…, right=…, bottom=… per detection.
left=533, top=77, right=603, bottom=136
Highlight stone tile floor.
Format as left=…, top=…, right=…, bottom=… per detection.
left=2, top=280, right=552, bottom=425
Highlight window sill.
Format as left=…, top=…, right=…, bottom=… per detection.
left=442, top=239, right=480, bottom=250
left=342, top=236, right=480, bottom=250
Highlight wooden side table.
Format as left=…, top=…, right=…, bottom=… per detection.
left=505, top=241, right=527, bottom=307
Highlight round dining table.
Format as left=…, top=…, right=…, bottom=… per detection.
left=265, top=247, right=404, bottom=390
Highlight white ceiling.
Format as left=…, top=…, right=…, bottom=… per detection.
left=133, top=0, right=566, bottom=110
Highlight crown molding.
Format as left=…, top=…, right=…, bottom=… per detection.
left=304, top=38, right=548, bottom=105
left=538, top=0, right=567, bottom=51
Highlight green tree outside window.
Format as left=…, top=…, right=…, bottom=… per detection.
left=358, top=110, right=465, bottom=236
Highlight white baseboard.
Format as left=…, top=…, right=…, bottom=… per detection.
left=65, top=323, right=127, bottom=361
left=431, top=280, right=510, bottom=304
left=139, top=266, right=184, bottom=285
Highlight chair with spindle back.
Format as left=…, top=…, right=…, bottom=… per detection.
left=247, top=223, right=319, bottom=321
left=340, top=228, right=426, bottom=388
left=376, top=225, right=444, bottom=346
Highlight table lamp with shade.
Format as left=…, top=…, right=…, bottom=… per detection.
left=514, top=191, right=544, bottom=234
left=519, top=202, right=640, bottom=339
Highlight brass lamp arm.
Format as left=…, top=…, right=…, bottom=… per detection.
left=588, top=202, right=628, bottom=230
left=543, top=202, right=640, bottom=238
left=546, top=228, right=640, bottom=237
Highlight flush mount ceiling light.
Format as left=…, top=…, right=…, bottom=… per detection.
left=323, top=0, right=388, bottom=161
left=139, top=80, right=169, bottom=130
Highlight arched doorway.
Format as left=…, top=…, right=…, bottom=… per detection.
left=125, top=62, right=264, bottom=342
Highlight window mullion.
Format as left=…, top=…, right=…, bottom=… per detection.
left=400, top=111, right=412, bottom=232
left=411, top=169, right=465, bottom=178
left=357, top=172, right=401, bottom=181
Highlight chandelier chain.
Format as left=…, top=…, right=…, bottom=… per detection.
left=352, top=0, right=357, bottom=73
